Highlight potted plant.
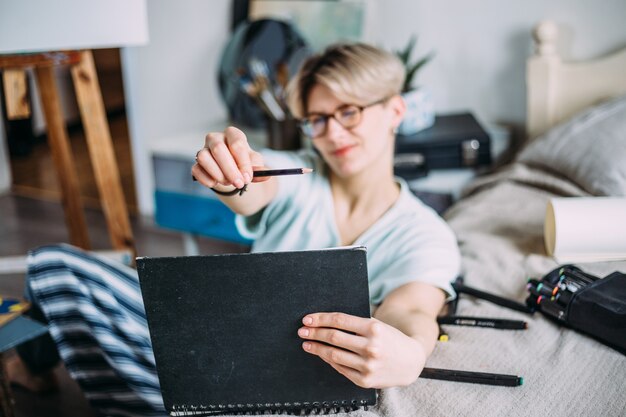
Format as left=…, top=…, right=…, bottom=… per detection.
left=395, top=36, right=435, bottom=135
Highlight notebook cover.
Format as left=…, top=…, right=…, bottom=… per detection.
left=137, top=246, right=376, bottom=415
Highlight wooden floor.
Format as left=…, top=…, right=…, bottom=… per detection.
left=1, top=113, right=248, bottom=416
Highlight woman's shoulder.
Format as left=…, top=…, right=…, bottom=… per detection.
left=395, top=179, right=436, bottom=216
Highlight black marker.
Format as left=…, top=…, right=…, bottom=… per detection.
left=453, top=283, right=533, bottom=314
left=447, top=276, right=464, bottom=315
left=420, top=367, right=523, bottom=387
left=437, top=315, right=527, bottom=330
left=538, top=298, right=566, bottom=321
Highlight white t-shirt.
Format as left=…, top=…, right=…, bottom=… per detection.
left=236, top=149, right=460, bottom=305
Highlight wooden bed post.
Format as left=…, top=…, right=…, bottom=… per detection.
left=526, top=20, right=560, bottom=141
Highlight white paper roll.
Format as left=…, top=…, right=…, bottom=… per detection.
left=545, top=197, right=626, bottom=262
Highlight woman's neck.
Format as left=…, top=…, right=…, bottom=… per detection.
left=330, top=162, right=399, bottom=215
left=329, top=164, right=399, bottom=246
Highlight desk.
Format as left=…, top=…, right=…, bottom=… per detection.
left=395, top=112, right=492, bottom=171
left=397, top=112, right=510, bottom=213
left=0, top=300, right=48, bottom=417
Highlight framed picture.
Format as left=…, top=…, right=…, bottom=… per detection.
left=248, top=0, right=378, bottom=51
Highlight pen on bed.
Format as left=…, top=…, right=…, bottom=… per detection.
left=525, top=294, right=539, bottom=313
left=438, top=325, right=449, bottom=342
left=560, top=266, right=598, bottom=283
left=536, top=297, right=566, bottom=321
left=420, top=367, right=523, bottom=387
left=192, top=168, right=313, bottom=181
left=560, top=269, right=596, bottom=289
left=453, top=283, right=533, bottom=314
left=526, top=281, right=556, bottom=297
left=446, top=276, right=464, bottom=316
left=437, top=315, right=528, bottom=330
left=562, top=271, right=594, bottom=285
left=551, top=290, right=573, bottom=306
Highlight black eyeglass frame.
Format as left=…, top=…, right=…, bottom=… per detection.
left=298, top=96, right=390, bottom=139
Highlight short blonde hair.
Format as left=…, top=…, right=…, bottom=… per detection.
left=286, top=43, right=405, bottom=119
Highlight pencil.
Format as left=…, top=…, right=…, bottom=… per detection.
left=252, top=168, right=313, bottom=177
left=420, top=367, right=523, bottom=387
left=437, top=315, right=528, bottom=330
left=453, top=283, right=533, bottom=314
left=192, top=168, right=313, bottom=182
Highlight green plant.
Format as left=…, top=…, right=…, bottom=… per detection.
left=395, top=36, right=435, bottom=93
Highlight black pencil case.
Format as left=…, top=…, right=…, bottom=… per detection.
left=526, top=265, right=626, bottom=355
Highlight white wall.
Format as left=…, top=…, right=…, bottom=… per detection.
left=377, top=0, right=626, bottom=127
left=1, top=1, right=624, bottom=208
left=122, top=0, right=231, bottom=215
left=119, top=0, right=626, bottom=215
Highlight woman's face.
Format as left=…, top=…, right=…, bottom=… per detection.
left=305, top=84, right=405, bottom=178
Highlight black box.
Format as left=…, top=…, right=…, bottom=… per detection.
left=395, top=112, right=491, bottom=170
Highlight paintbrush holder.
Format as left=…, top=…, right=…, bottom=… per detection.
left=266, top=118, right=301, bottom=150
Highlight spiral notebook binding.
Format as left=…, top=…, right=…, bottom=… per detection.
left=171, top=399, right=370, bottom=415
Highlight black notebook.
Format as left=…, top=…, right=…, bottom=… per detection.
left=136, top=246, right=376, bottom=416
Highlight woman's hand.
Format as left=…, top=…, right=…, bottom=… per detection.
left=192, top=126, right=268, bottom=190
left=298, top=312, right=427, bottom=388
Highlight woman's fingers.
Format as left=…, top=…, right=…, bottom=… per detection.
left=195, top=147, right=227, bottom=185
left=210, top=140, right=246, bottom=188
left=224, top=126, right=253, bottom=184
left=302, top=341, right=367, bottom=372
left=250, top=165, right=272, bottom=183
left=302, top=312, right=379, bottom=336
left=191, top=163, right=217, bottom=188
left=194, top=127, right=262, bottom=188
left=298, top=326, right=369, bottom=355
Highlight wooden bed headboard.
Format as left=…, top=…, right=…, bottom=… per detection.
left=526, top=20, right=626, bottom=140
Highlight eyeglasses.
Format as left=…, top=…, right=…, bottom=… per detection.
left=298, top=97, right=389, bottom=139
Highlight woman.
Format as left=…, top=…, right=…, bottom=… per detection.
left=192, top=42, right=460, bottom=388
left=11, top=43, right=460, bottom=416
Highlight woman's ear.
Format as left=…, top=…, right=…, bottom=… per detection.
left=388, top=94, right=407, bottom=130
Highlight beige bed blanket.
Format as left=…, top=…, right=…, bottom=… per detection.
left=232, top=163, right=626, bottom=417
left=346, top=163, right=625, bottom=417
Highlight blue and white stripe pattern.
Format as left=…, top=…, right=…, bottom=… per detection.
left=27, top=244, right=166, bottom=417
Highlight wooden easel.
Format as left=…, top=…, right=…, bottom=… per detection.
left=0, top=51, right=135, bottom=256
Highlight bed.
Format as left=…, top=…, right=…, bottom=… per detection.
left=348, top=20, right=626, bottom=417
left=187, top=20, right=626, bottom=417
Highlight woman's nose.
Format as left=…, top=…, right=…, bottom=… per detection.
left=324, top=116, right=347, bottom=141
